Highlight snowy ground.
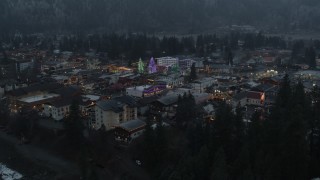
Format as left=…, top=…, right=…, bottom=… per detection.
left=0, top=163, right=23, bottom=180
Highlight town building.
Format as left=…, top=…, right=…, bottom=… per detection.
left=86, top=59, right=101, bottom=70
left=43, top=99, right=71, bottom=121
left=92, top=96, right=138, bottom=130
left=210, top=64, right=233, bottom=74
left=191, top=77, right=216, bottom=93
left=232, top=91, right=265, bottom=107
left=178, top=59, right=195, bottom=69
left=156, top=57, right=179, bottom=67
left=149, top=88, right=211, bottom=119
left=156, top=75, right=184, bottom=88
left=114, top=119, right=146, bottom=144
left=15, top=59, right=34, bottom=73
left=126, top=84, right=167, bottom=98
left=6, top=82, right=64, bottom=111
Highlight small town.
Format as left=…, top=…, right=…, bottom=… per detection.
left=1, top=31, right=320, bottom=180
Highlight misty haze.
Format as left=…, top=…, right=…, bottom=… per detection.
left=0, top=0, right=320, bottom=180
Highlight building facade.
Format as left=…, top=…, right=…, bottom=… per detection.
left=43, top=102, right=70, bottom=121
left=114, top=119, right=146, bottom=144
left=156, top=57, right=179, bottom=67
left=191, top=77, right=216, bottom=93
left=92, top=97, right=138, bottom=130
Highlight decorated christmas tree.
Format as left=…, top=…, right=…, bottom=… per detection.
left=148, top=57, right=157, bottom=74
left=138, top=58, right=145, bottom=74
left=171, top=63, right=180, bottom=74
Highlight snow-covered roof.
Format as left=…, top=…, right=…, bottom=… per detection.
left=18, top=93, right=60, bottom=103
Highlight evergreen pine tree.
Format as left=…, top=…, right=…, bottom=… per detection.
left=0, top=99, right=9, bottom=126
left=309, top=86, right=320, bottom=178
left=232, top=145, right=253, bottom=180
left=262, top=74, right=292, bottom=179
left=155, top=118, right=167, bottom=165
left=194, top=146, right=210, bottom=180
left=247, top=111, right=264, bottom=178
left=305, top=47, right=316, bottom=68
left=279, top=105, right=309, bottom=180
left=212, top=103, right=234, bottom=152
left=64, top=100, right=84, bottom=147
left=189, top=63, right=197, bottom=82
left=144, top=118, right=155, bottom=169
left=234, top=106, right=245, bottom=146
left=211, top=148, right=229, bottom=180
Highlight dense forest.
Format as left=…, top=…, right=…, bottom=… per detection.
left=139, top=75, right=320, bottom=180
left=1, top=0, right=320, bottom=33
left=2, top=32, right=320, bottom=68
left=0, top=32, right=289, bottom=59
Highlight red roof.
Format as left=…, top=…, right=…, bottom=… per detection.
left=247, top=91, right=263, bottom=100
left=263, top=56, right=275, bottom=63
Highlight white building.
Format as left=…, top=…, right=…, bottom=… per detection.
left=86, top=59, right=101, bottom=70
left=156, top=75, right=184, bottom=88
left=156, top=57, right=179, bottom=67
left=191, top=77, right=216, bottom=93
left=43, top=100, right=71, bottom=121
left=16, top=60, right=34, bottom=73
left=114, top=119, right=146, bottom=143
left=126, top=85, right=151, bottom=98
left=179, top=59, right=195, bottom=68
left=232, top=91, right=265, bottom=107
left=92, top=96, right=138, bottom=130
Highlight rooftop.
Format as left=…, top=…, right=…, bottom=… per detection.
left=247, top=91, right=264, bottom=100
left=127, top=85, right=151, bottom=92
left=45, top=98, right=74, bottom=108
left=157, top=95, right=179, bottom=106
left=118, top=119, right=146, bottom=132
left=82, top=95, right=100, bottom=101
left=233, top=91, right=247, bottom=101
left=96, top=99, right=124, bottom=113
left=10, top=82, right=63, bottom=97
left=18, top=93, right=60, bottom=103
left=114, top=95, right=138, bottom=107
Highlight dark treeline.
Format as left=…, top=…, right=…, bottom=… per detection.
left=2, top=0, right=320, bottom=33
left=1, top=32, right=288, bottom=60
left=140, top=75, right=320, bottom=180
left=291, top=39, right=320, bottom=68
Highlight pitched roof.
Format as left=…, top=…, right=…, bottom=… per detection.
left=247, top=91, right=263, bottom=100
left=9, top=82, right=63, bottom=97
left=96, top=99, right=124, bottom=113
left=47, top=98, right=72, bottom=108
left=233, top=91, right=248, bottom=101
left=118, top=119, right=146, bottom=132
left=233, top=90, right=265, bottom=101
left=114, top=95, right=138, bottom=107
left=251, top=84, right=274, bottom=92
left=157, top=95, right=179, bottom=106
left=51, top=86, right=82, bottom=98
left=138, top=96, right=159, bottom=106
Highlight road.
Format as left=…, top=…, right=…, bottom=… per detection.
left=0, top=131, right=79, bottom=180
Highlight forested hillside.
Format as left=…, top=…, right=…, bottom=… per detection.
left=1, top=0, right=320, bottom=33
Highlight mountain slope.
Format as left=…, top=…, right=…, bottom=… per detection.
left=1, top=0, right=320, bottom=33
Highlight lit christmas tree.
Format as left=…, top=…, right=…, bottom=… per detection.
left=138, top=58, right=145, bottom=74
left=148, top=57, right=157, bottom=74
left=171, top=63, right=180, bottom=74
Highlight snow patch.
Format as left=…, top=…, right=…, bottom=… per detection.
left=0, top=163, right=23, bottom=180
